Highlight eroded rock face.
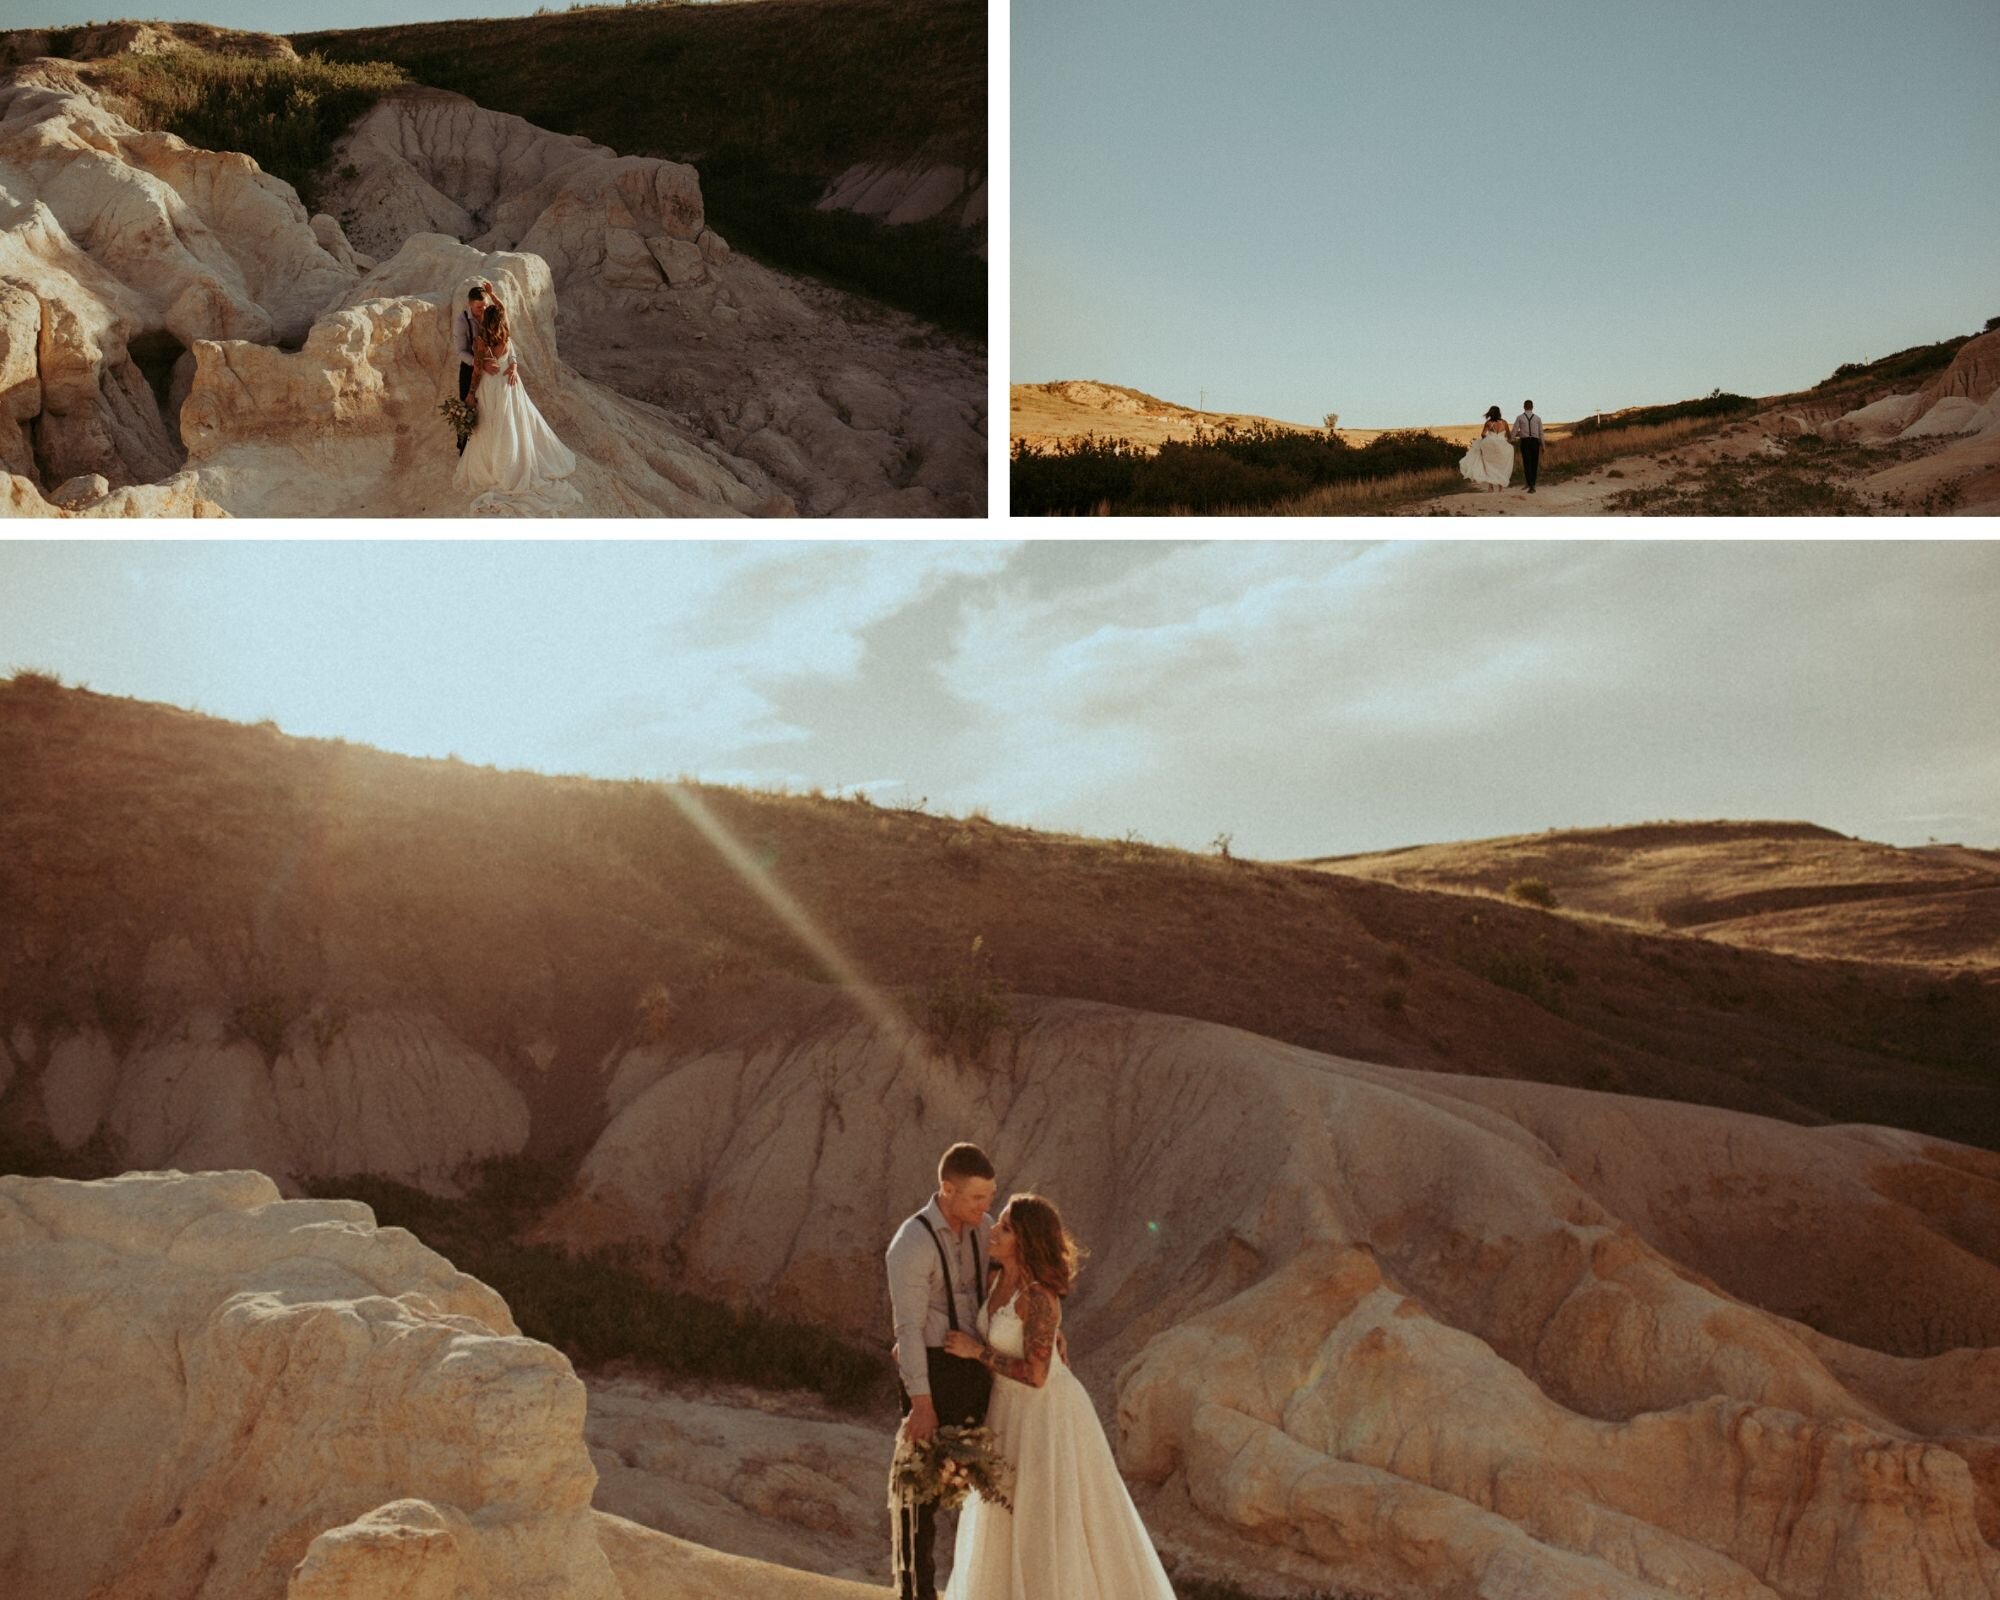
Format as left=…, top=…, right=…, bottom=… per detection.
left=323, top=87, right=985, bottom=517
left=334, top=88, right=727, bottom=304
left=816, top=160, right=987, bottom=247
left=0, top=1170, right=621, bottom=1600
left=547, top=999, right=2000, bottom=1600
left=0, top=70, right=359, bottom=491
left=179, top=234, right=780, bottom=516
left=21, top=1011, right=529, bottom=1193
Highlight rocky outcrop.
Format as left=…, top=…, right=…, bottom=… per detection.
left=322, top=87, right=985, bottom=516
left=815, top=161, right=987, bottom=247
left=587, top=1376, right=891, bottom=1583
left=180, top=235, right=782, bottom=516
left=0, top=22, right=298, bottom=69
left=1830, top=332, right=2000, bottom=443
left=332, top=89, right=730, bottom=305
left=545, top=998, right=2000, bottom=1600
left=0, top=70, right=360, bottom=491
left=5, top=466, right=227, bottom=514
left=0, top=1170, right=891, bottom=1599
left=0, top=1169, right=622, bottom=1600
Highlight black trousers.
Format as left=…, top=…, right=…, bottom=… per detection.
left=1520, top=437, right=1541, bottom=490
left=895, top=1349, right=992, bottom=1600
left=456, top=362, right=474, bottom=453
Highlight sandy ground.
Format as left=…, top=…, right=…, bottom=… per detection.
left=1399, top=410, right=2000, bottom=516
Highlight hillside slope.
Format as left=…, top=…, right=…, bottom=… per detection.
left=2, top=678, right=1995, bottom=1182
left=296, top=0, right=985, bottom=336
left=1307, top=820, right=2000, bottom=968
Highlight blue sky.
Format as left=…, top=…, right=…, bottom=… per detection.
left=3, top=540, right=1995, bottom=856
left=1014, top=0, right=2000, bottom=427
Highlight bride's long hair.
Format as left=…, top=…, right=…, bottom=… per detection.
left=1003, top=1194, right=1086, bottom=1297
left=476, top=299, right=512, bottom=362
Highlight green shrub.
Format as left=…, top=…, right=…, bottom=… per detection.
left=924, top=934, right=1014, bottom=1062
left=1012, top=423, right=1462, bottom=516
left=1508, top=877, right=1559, bottom=909
left=1812, top=335, right=1968, bottom=392
left=1570, top=389, right=1756, bottom=436
left=85, top=48, right=408, bottom=211
left=307, top=1171, right=890, bottom=1408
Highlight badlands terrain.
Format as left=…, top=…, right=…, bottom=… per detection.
left=1014, top=326, right=2000, bottom=515
left=4, top=677, right=1999, bottom=1599
left=0, top=18, right=984, bottom=517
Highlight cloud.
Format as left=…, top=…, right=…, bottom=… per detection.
left=930, top=541, right=2000, bottom=854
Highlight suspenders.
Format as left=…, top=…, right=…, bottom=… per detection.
left=915, top=1211, right=983, bottom=1333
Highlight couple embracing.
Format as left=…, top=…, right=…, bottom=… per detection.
left=886, top=1142, right=1175, bottom=1600
left=448, top=281, right=576, bottom=509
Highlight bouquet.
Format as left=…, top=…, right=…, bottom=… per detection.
left=438, top=395, right=478, bottom=449
left=889, top=1424, right=1013, bottom=1588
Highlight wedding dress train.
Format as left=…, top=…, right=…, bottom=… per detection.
left=452, top=350, right=579, bottom=514
left=1458, top=428, right=1514, bottom=488
left=942, top=1296, right=1176, bottom=1600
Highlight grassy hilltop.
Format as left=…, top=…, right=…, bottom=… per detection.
left=296, top=0, right=987, bottom=335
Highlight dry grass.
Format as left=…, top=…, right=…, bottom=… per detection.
left=1267, top=465, right=1466, bottom=514
left=3, top=679, right=1997, bottom=1163
left=1537, top=414, right=1742, bottom=481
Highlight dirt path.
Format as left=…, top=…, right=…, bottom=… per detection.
left=1397, top=410, right=2000, bottom=516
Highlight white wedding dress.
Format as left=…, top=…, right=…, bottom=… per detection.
left=1458, top=426, right=1514, bottom=488
left=942, top=1295, right=1176, bottom=1600
left=452, top=344, right=579, bottom=514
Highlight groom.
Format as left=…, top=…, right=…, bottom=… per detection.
left=886, top=1142, right=996, bottom=1600
left=451, top=285, right=486, bottom=454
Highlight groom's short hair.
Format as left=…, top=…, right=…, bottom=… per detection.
left=467, top=286, right=486, bottom=302
left=939, top=1142, right=995, bottom=1185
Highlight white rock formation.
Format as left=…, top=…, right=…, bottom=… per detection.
left=334, top=88, right=729, bottom=305
left=0, top=67, right=357, bottom=490
left=545, top=998, right=2000, bottom=1600
left=180, top=235, right=783, bottom=516
left=815, top=161, right=987, bottom=244
left=323, top=87, right=985, bottom=516
left=0, top=1169, right=622, bottom=1600
left=21, top=1012, right=530, bottom=1193
left=2, top=68, right=979, bottom=516
left=1832, top=330, right=2000, bottom=442
left=0, top=1169, right=891, bottom=1599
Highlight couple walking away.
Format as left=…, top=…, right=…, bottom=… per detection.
left=886, top=1142, right=1175, bottom=1600
left=1458, top=399, right=1545, bottom=492
left=449, top=280, right=577, bottom=511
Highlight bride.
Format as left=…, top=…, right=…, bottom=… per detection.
left=939, top=1195, right=1175, bottom=1600
left=1458, top=404, right=1514, bottom=490
left=452, top=287, right=578, bottom=512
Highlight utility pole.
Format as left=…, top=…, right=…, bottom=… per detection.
left=1199, top=387, right=1206, bottom=414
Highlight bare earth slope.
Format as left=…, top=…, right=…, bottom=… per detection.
left=4, top=682, right=1996, bottom=1187
left=1307, top=819, right=2000, bottom=969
